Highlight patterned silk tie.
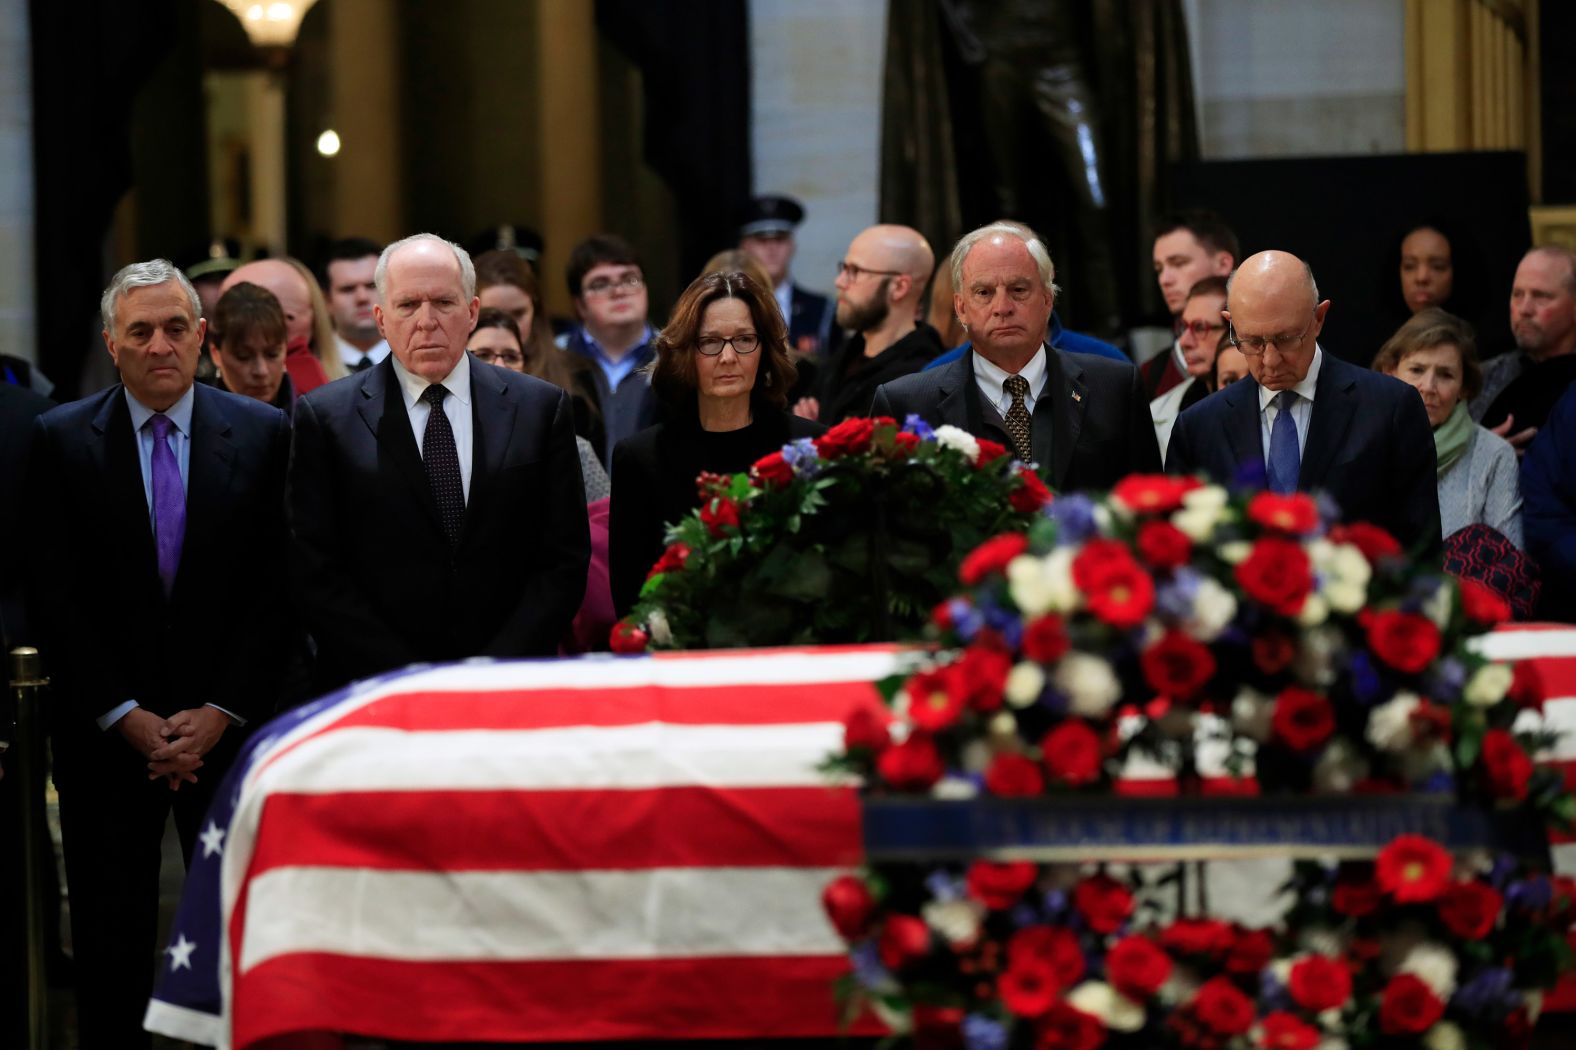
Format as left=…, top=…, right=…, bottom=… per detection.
left=1267, top=389, right=1301, bottom=494
left=1003, top=374, right=1033, bottom=464
left=420, top=385, right=465, bottom=545
left=148, top=413, right=186, bottom=593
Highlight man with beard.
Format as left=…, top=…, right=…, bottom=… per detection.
left=793, top=224, right=942, bottom=425
left=1470, top=246, right=1576, bottom=452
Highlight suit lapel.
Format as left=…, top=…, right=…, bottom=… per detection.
left=1223, top=381, right=1264, bottom=475
left=1042, top=349, right=1084, bottom=489
left=460, top=357, right=518, bottom=547
left=939, top=352, right=975, bottom=432
left=93, top=389, right=162, bottom=597
left=178, top=386, right=236, bottom=596
left=1298, top=354, right=1358, bottom=489
left=357, top=357, right=443, bottom=531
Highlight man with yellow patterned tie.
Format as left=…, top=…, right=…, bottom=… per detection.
left=872, top=220, right=1160, bottom=490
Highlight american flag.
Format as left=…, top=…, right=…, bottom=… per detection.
left=143, top=647, right=900, bottom=1048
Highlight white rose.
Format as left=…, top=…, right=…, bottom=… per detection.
left=1067, top=981, right=1144, bottom=1032
left=1055, top=653, right=1122, bottom=718
left=1463, top=663, right=1514, bottom=708
left=1005, top=661, right=1047, bottom=708
left=1006, top=555, right=1055, bottom=616
left=1232, top=688, right=1274, bottom=743
left=646, top=608, right=673, bottom=646
left=931, top=775, right=978, bottom=799
left=1217, top=540, right=1253, bottom=564
left=1422, top=581, right=1455, bottom=630
left=933, top=425, right=980, bottom=464
left=1313, top=738, right=1369, bottom=793
left=1294, top=626, right=1345, bottom=687
left=960, top=739, right=992, bottom=774
left=1424, top=1022, right=1466, bottom=1050
left=1329, top=543, right=1372, bottom=589
left=1042, top=548, right=1079, bottom=612
left=1183, top=485, right=1229, bottom=511
left=1297, top=592, right=1329, bottom=627
left=988, top=711, right=1019, bottom=738
left=1305, top=539, right=1336, bottom=568
left=1366, top=692, right=1421, bottom=752
left=1183, top=576, right=1238, bottom=641
left=922, top=898, right=983, bottom=948
left=1399, top=942, right=1459, bottom=998
left=1324, top=580, right=1367, bottom=615
left=1171, top=506, right=1220, bottom=543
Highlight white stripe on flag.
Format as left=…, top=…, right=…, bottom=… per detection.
left=258, top=723, right=848, bottom=795
left=1541, top=698, right=1576, bottom=760
left=239, top=865, right=849, bottom=972
left=1470, top=629, right=1576, bottom=661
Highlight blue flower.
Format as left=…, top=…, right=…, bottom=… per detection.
left=1155, top=566, right=1203, bottom=622
left=1348, top=650, right=1383, bottom=706
left=1041, top=888, right=1069, bottom=917
left=849, top=941, right=892, bottom=990
left=948, top=599, right=984, bottom=642
left=1049, top=494, right=1099, bottom=545
left=979, top=597, right=1025, bottom=648
left=1010, top=903, right=1041, bottom=928
left=781, top=438, right=822, bottom=478
left=903, top=414, right=936, bottom=441
left=963, top=1015, right=1008, bottom=1050
left=1453, top=966, right=1516, bottom=1017
left=926, top=870, right=967, bottom=902
left=1425, top=656, right=1467, bottom=702
left=1418, top=769, right=1455, bottom=794
left=1507, top=875, right=1552, bottom=912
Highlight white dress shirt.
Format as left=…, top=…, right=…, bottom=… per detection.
left=1149, top=376, right=1199, bottom=463
left=393, top=351, right=474, bottom=502
left=337, top=334, right=390, bottom=371
left=1257, top=345, right=1323, bottom=472
left=973, top=344, right=1049, bottom=417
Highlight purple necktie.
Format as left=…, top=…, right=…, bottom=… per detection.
left=148, top=413, right=186, bottom=593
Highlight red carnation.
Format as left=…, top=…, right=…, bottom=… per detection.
left=1036, top=1002, right=1105, bottom=1050
left=1159, top=917, right=1234, bottom=959
left=976, top=437, right=1009, bottom=464
left=814, top=416, right=876, bottom=459
left=1331, top=874, right=1382, bottom=917
left=1042, top=719, right=1104, bottom=786
left=1011, top=468, right=1053, bottom=512
left=1366, top=610, right=1442, bottom=675
left=1107, top=935, right=1172, bottom=1000
left=1328, top=521, right=1402, bottom=564
left=700, top=497, right=741, bottom=538
left=892, top=431, right=921, bottom=457
left=1271, top=687, right=1335, bottom=752
left=1287, top=954, right=1351, bottom=1012
left=1111, top=474, right=1198, bottom=514
left=876, top=733, right=945, bottom=792
left=1457, top=577, right=1513, bottom=626
left=1136, top=520, right=1193, bottom=570
left=1480, top=728, right=1533, bottom=800
left=960, top=533, right=1030, bottom=586
left=1022, top=614, right=1071, bottom=663
left=905, top=668, right=965, bottom=732
left=1141, top=630, right=1217, bottom=700
left=1247, top=492, right=1321, bottom=535
left=842, top=704, right=890, bottom=754
left=1259, top=1011, right=1321, bottom=1050
left=1071, top=872, right=1134, bottom=934
left=1235, top=537, right=1313, bottom=616
left=1225, top=928, right=1274, bottom=975
left=1252, top=631, right=1297, bottom=675
left=821, top=875, right=876, bottom=940
left=954, top=644, right=1012, bottom=712
left=1192, top=976, right=1255, bottom=1036
left=608, top=622, right=649, bottom=653
left=877, top=913, right=932, bottom=971
left=1438, top=879, right=1503, bottom=939
left=966, top=860, right=1039, bottom=911
left=1378, top=974, right=1444, bottom=1035
left=646, top=542, right=692, bottom=580
left=986, top=752, right=1046, bottom=797
left=1008, top=925, right=1087, bottom=989
left=1376, top=834, right=1453, bottom=902
left=1073, top=541, right=1155, bottom=629
left=751, top=450, right=794, bottom=488
left=1000, top=958, right=1061, bottom=1018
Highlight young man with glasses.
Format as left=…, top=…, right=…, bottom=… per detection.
left=1166, top=251, right=1440, bottom=555
left=561, top=234, right=659, bottom=466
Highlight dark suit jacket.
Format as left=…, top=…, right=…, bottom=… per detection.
left=871, top=346, right=1163, bottom=491
left=24, top=384, right=291, bottom=786
left=788, top=284, right=834, bottom=356
left=1, top=384, right=53, bottom=648
left=1165, top=353, right=1441, bottom=555
left=814, top=322, right=945, bottom=425
left=289, top=354, right=590, bottom=690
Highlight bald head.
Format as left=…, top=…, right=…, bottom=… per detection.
left=223, top=259, right=313, bottom=344
left=1226, top=251, right=1318, bottom=314
left=1222, top=250, right=1329, bottom=391
left=850, top=224, right=934, bottom=282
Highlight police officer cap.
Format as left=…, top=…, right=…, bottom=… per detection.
left=740, top=195, right=805, bottom=238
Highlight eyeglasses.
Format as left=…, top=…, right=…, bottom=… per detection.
left=836, top=260, right=903, bottom=282
left=471, top=349, right=524, bottom=367
left=1229, top=317, right=1316, bottom=356
left=1179, top=319, right=1228, bottom=340
left=583, top=273, right=644, bottom=297
left=696, top=333, right=760, bottom=356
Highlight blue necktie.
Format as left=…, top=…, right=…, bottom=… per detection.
left=1267, top=390, right=1300, bottom=494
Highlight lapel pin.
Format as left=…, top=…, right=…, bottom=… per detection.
left=1071, top=391, right=1083, bottom=403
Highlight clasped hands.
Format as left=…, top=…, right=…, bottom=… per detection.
left=118, top=706, right=230, bottom=791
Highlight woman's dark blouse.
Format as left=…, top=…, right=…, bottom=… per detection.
left=609, top=411, right=825, bottom=618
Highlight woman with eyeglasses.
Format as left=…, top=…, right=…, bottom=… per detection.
left=1150, top=275, right=1228, bottom=460
left=608, top=269, right=825, bottom=617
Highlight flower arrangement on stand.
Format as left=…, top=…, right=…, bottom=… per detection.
left=610, top=415, right=1052, bottom=652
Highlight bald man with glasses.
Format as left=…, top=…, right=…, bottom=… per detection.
left=1166, top=250, right=1440, bottom=555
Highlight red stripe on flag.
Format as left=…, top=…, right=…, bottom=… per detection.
left=247, top=785, right=865, bottom=873
left=232, top=953, right=885, bottom=1048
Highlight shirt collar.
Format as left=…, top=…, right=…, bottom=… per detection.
left=580, top=324, right=655, bottom=362
left=125, top=382, right=196, bottom=436
left=339, top=335, right=390, bottom=367
left=774, top=280, right=793, bottom=319
left=1257, top=344, right=1323, bottom=412
left=392, top=350, right=471, bottom=409
left=972, top=343, right=1049, bottom=402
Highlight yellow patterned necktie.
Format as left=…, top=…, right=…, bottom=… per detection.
left=1003, top=373, right=1033, bottom=464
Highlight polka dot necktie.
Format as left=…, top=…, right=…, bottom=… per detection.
left=1003, top=373, right=1033, bottom=464
left=420, top=384, right=465, bottom=545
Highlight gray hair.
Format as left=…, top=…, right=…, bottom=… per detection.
left=100, top=259, right=203, bottom=335
left=1526, top=245, right=1576, bottom=296
left=375, top=233, right=476, bottom=301
left=950, top=221, right=1059, bottom=296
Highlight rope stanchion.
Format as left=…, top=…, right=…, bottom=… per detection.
left=9, top=645, right=49, bottom=1050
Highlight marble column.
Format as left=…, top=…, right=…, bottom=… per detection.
left=0, top=0, right=35, bottom=367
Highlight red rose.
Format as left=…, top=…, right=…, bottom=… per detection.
left=1328, top=521, right=1402, bottom=564
left=966, top=860, right=1039, bottom=910
left=1259, top=1011, right=1321, bottom=1050
left=1331, top=874, right=1382, bottom=917
left=1107, top=935, right=1172, bottom=1000
left=905, top=668, right=966, bottom=732
left=814, top=416, right=876, bottom=458
left=1438, top=879, right=1502, bottom=939
left=1000, top=958, right=1061, bottom=1018
left=1287, top=954, right=1351, bottom=1012
left=877, top=913, right=931, bottom=971
left=986, top=752, right=1046, bottom=797
left=751, top=450, right=794, bottom=488
left=953, top=644, right=1012, bottom=712
left=1073, top=541, right=1155, bottom=629
left=1192, top=975, right=1255, bottom=1036
left=821, top=874, right=876, bottom=940
left=1247, top=492, right=1320, bottom=535
left=1366, top=610, right=1442, bottom=674
left=646, top=542, right=692, bottom=580
left=1008, top=925, right=1087, bottom=989
left=1510, top=660, right=1545, bottom=711
left=1159, top=917, right=1234, bottom=959
left=1235, top=537, right=1313, bottom=616
left=842, top=704, right=890, bottom=754
left=960, top=533, right=1030, bottom=586
left=892, top=431, right=921, bottom=457
left=1252, top=631, right=1297, bottom=675
left=1071, top=873, right=1133, bottom=934
left=1271, top=687, right=1335, bottom=752
left=1376, top=834, right=1453, bottom=902
left=1011, top=468, right=1053, bottom=512
left=1457, top=577, right=1512, bottom=626
left=1378, top=974, right=1444, bottom=1035
left=700, top=497, right=741, bottom=538
left=976, top=437, right=1010, bottom=464
left=1136, top=520, right=1193, bottom=570
left=1022, top=614, right=1071, bottom=663
left=1481, top=728, right=1533, bottom=800
left=609, top=621, right=649, bottom=653
left=1225, top=927, right=1274, bottom=975
left=1042, top=719, right=1104, bottom=786
left=1111, top=474, right=1199, bottom=514
left=1035, top=1002, right=1105, bottom=1050
left=1141, top=630, right=1217, bottom=700
left=876, top=733, right=944, bottom=791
